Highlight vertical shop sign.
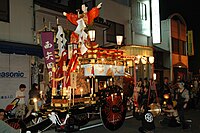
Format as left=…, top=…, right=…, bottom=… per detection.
left=41, top=32, right=55, bottom=78
left=187, top=30, right=194, bottom=56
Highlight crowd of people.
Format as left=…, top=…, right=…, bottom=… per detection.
left=0, top=82, right=52, bottom=133
left=0, top=76, right=200, bottom=132
left=135, top=76, right=200, bottom=132
left=1, top=81, right=51, bottom=120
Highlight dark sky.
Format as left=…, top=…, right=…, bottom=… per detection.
left=159, top=0, right=200, bottom=75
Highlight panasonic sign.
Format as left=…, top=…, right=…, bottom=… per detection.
left=0, top=71, right=25, bottom=78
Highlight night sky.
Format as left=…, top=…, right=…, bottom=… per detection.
left=159, top=0, right=200, bottom=75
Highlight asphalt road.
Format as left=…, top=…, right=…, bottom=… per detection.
left=43, top=108, right=200, bottom=133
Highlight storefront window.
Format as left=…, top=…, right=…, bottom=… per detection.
left=0, top=0, right=9, bottom=22
left=172, top=38, right=186, bottom=55
left=179, top=40, right=186, bottom=55
left=172, top=37, right=179, bottom=54
left=106, top=20, right=124, bottom=44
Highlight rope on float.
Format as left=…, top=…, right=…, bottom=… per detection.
left=49, top=112, right=70, bottom=126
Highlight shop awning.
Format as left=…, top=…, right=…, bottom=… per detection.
left=155, top=65, right=170, bottom=70
left=120, top=45, right=153, bottom=57
left=173, top=62, right=187, bottom=68
left=153, top=45, right=170, bottom=53
left=0, top=41, right=43, bottom=58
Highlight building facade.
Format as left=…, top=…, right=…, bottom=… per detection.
left=0, top=0, right=158, bottom=108
left=155, top=13, right=188, bottom=84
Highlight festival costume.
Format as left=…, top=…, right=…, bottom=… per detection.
left=65, top=7, right=100, bottom=44
left=15, top=90, right=26, bottom=119
left=176, top=87, right=190, bottom=129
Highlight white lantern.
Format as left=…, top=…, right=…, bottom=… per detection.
left=116, top=35, right=123, bottom=45
left=134, top=56, right=140, bottom=64
left=88, top=30, right=96, bottom=41
left=149, top=56, right=155, bottom=64
left=141, top=56, right=147, bottom=64
left=134, top=59, right=140, bottom=64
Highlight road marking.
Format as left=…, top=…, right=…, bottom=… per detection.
left=80, top=123, right=103, bottom=130
left=80, top=115, right=133, bottom=131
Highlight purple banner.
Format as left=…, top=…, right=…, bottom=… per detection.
left=41, top=32, right=55, bottom=78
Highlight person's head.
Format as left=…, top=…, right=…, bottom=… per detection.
left=166, top=104, right=173, bottom=109
left=48, top=81, right=52, bottom=87
left=137, top=81, right=142, bottom=86
left=81, top=4, right=88, bottom=13
left=32, top=83, right=39, bottom=90
left=164, top=77, right=169, bottom=83
left=138, top=78, right=143, bottom=83
left=177, top=81, right=185, bottom=90
left=0, top=109, right=5, bottom=120
left=144, top=87, right=148, bottom=93
left=177, top=76, right=181, bottom=82
left=19, top=84, right=26, bottom=92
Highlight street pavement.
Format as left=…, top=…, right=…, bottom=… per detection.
left=43, top=107, right=200, bottom=133
left=44, top=109, right=200, bottom=133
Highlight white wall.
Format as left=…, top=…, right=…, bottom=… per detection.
left=159, top=19, right=171, bottom=51
left=0, top=0, right=34, bottom=44
left=133, top=34, right=148, bottom=45
left=34, top=6, right=73, bottom=32
left=96, top=0, right=151, bottom=46
left=0, top=53, right=30, bottom=109
left=34, top=0, right=152, bottom=47
left=97, top=0, right=132, bottom=44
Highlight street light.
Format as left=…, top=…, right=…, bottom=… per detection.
left=88, top=29, right=96, bottom=96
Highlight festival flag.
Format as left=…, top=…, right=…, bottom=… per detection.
left=56, top=25, right=67, bottom=57
left=41, top=32, right=55, bottom=78
left=74, top=18, right=88, bottom=55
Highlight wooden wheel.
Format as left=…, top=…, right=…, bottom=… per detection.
left=100, top=85, right=127, bottom=131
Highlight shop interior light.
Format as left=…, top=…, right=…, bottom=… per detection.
left=88, top=30, right=96, bottom=41
left=153, top=73, right=156, bottom=80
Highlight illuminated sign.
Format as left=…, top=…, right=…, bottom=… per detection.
left=135, top=0, right=151, bottom=36
left=151, top=0, right=161, bottom=44
left=82, top=64, right=125, bottom=76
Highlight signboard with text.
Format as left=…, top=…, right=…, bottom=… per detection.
left=70, top=72, right=77, bottom=88
left=0, top=53, right=29, bottom=109
left=41, top=32, right=56, bottom=78
left=82, top=64, right=125, bottom=76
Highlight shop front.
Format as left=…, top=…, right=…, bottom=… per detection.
left=0, top=41, right=43, bottom=108
left=172, top=54, right=188, bottom=82
left=120, top=45, right=154, bottom=82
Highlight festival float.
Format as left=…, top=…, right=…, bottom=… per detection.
left=37, top=2, right=132, bottom=132
left=4, top=2, right=161, bottom=133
